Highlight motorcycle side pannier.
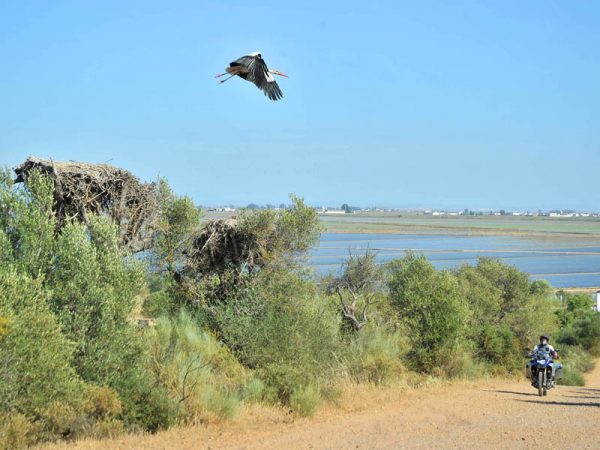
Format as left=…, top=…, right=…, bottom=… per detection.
left=554, top=365, right=563, bottom=380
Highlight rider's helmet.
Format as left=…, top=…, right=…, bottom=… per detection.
left=539, top=335, right=549, bottom=345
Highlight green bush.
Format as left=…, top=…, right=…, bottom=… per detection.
left=456, top=258, right=559, bottom=372
left=242, top=378, right=268, bottom=403
left=44, top=218, right=177, bottom=431
left=345, top=327, right=408, bottom=384
left=0, top=169, right=175, bottom=436
left=145, top=310, right=244, bottom=423
left=290, top=384, right=321, bottom=417
left=214, top=269, right=343, bottom=404
left=0, top=413, right=37, bottom=450
left=556, top=345, right=595, bottom=386
left=0, top=269, right=83, bottom=418
left=91, top=419, right=124, bottom=439
left=476, top=324, right=522, bottom=373
left=558, top=370, right=585, bottom=386
left=387, top=253, right=467, bottom=372
left=436, top=345, right=480, bottom=379
left=556, top=292, right=600, bottom=356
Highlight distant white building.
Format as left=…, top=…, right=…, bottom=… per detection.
left=320, top=208, right=346, bottom=215
left=594, top=290, right=600, bottom=312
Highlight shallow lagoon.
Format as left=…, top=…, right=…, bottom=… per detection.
left=310, top=233, right=600, bottom=288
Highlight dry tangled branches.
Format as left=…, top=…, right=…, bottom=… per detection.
left=14, top=156, right=160, bottom=253
left=183, top=218, right=276, bottom=277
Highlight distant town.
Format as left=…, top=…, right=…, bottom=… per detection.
left=204, top=204, right=600, bottom=218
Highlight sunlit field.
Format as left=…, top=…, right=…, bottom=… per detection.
left=318, top=212, right=600, bottom=236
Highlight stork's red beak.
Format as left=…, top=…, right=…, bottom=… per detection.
left=277, top=72, right=288, bottom=77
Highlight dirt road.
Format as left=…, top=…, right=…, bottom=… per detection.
left=61, top=363, right=600, bottom=450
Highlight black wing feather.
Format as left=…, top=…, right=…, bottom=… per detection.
left=230, top=55, right=283, bottom=101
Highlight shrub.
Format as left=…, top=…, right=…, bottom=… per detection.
left=476, top=324, right=522, bottom=373
left=556, top=345, right=595, bottom=386
left=243, top=378, right=268, bottom=403
left=0, top=269, right=83, bottom=417
left=152, top=180, right=202, bottom=278
left=0, top=170, right=176, bottom=434
left=0, top=413, right=37, bottom=450
left=290, top=384, right=321, bottom=417
left=83, top=386, right=122, bottom=420
left=214, top=269, right=343, bottom=404
left=37, top=402, right=78, bottom=440
left=558, top=370, right=585, bottom=386
left=435, top=344, right=480, bottom=379
left=456, top=258, right=559, bottom=371
left=387, top=253, right=467, bottom=372
left=556, top=293, right=600, bottom=356
left=345, top=327, right=408, bottom=384
left=91, top=419, right=124, bottom=439
left=145, top=310, right=244, bottom=423
left=0, top=317, right=10, bottom=341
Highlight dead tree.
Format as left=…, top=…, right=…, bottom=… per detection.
left=328, top=250, right=383, bottom=331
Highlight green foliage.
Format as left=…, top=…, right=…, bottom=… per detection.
left=3, top=163, right=600, bottom=444
left=83, top=386, right=123, bottom=420
left=476, top=324, right=522, bottom=372
left=289, top=384, right=321, bottom=417
left=0, top=168, right=56, bottom=277
left=556, top=291, right=600, bottom=355
left=0, top=169, right=174, bottom=438
left=387, top=252, right=467, bottom=372
left=153, top=179, right=201, bottom=276
left=558, top=370, right=585, bottom=386
left=214, top=269, right=342, bottom=404
left=345, top=327, right=408, bottom=384
left=0, top=413, right=37, bottom=450
left=455, top=258, right=559, bottom=371
left=234, top=193, right=322, bottom=271
left=556, top=345, right=595, bottom=386
left=0, top=316, right=11, bottom=341
left=145, top=311, right=244, bottom=423
left=434, top=344, right=481, bottom=379
left=46, top=218, right=146, bottom=385
left=274, top=194, right=322, bottom=258
left=242, top=378, right=268, bottom=403
left=0, top=268, right=83, bottom=417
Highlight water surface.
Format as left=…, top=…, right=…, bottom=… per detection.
left=310, top=233, right=600, bottom=288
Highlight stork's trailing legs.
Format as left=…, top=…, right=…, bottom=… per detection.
left=216, top=66, right=245, bottom=84
left=216, top=73, right=236, bottom=84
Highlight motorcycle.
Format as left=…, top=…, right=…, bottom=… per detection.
left=525, top=347, right=563, bottom=397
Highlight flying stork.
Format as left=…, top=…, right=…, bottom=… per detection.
left=215, top=52, right=288, bottom=101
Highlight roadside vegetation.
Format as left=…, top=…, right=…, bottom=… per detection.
left=1, top=166, right=598, bottom=449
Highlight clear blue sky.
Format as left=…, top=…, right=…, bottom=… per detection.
left=1, top=1, right=598, bottom=210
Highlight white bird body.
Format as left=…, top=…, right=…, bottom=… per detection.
left=216, top=52, right=287, bottom=101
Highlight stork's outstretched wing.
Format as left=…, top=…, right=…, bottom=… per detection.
left=230, top=55, right=283, bottom=101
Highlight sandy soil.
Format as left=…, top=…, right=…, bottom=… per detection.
left=52, top=364, right=600, bottom=450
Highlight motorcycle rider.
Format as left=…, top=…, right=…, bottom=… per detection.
left=531, top=335, right=559, bottom=388
left=532, top=335, right=558, bottom=359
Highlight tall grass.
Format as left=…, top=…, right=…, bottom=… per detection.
left=145, top=311, right=245, bottom=423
